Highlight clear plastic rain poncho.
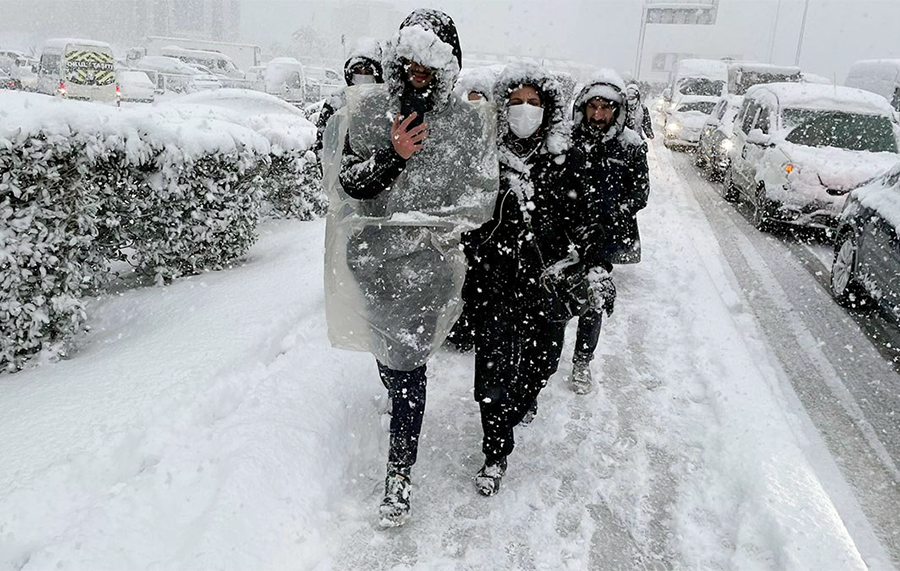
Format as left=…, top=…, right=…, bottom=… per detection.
left=322, top=19, right=499, bottom=371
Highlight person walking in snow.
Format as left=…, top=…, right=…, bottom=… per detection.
left=624, top=83, right=655, bottom=140
left=314, top=37, right=385, bottom=163
left=566, top=70, right=650, bottom=395
left=464, top=62, right=616, bottom=496
left=320, top=9, right=499, bottom=527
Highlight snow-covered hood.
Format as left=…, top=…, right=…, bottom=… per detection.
left=343, top=37, right=383, bottom=86
left=494, top=61, right=571, bottom=156
left=573, top=68, right=627, bottom=143
left=382, top=9, right=462, bottom=113
left=454, top=65, right=501, bottom=102
left=780, top=142, right=899, bottom=194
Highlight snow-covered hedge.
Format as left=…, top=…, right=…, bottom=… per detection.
left=157, top=90, right=327, bottom=221
left=0, top=92, right=271, bottom=371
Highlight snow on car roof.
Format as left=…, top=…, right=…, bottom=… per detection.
left=746, top=82, right=895, bottom=115
left=42, top=38, right=113, bottom=51
left=161, top=45, right=235, bottom=62
left=674, top=59, right=728, bottom=80
left=727, top=62, right=801, bottom=75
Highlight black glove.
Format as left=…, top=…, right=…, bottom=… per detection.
left=587, top=268, right=616, bottom=316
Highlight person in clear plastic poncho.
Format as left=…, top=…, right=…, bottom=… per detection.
left=321, top=9, right=499, bottom=527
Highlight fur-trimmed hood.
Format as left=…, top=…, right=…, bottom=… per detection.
left=573, top=68, right=628, bottom=143
left=454, top=65, right=502, bottom=102
left=493, top=61, right=571, bottom=156
left=343, top=37, right=384, bottom=86
left=382, top=9, right=462, bottom=113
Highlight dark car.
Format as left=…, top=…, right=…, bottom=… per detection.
left=831, top=162, right=900, bottom=317
left=695, top=94, right=743, bottom=182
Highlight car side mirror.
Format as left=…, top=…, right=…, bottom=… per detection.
left=747, top=128, right=772, bottom=147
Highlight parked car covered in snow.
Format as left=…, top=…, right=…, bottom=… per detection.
left=725, top=83, right=900, bottom=230
left=0, top=68, right=18, bottom=90
left=696, top=94, right=744, bottom=181
left=265, top=57, right=306, bottom=104
left=664, top=97, right=718, bottom=148
left=845, top=59, right=900, bottom=112
left=663, top=59, right=727, bottom=148
left=303, top=66, right=342, bottom=101
left=160, top=88, right=316, bottom=152
left=830, top=162, right=900, bottom=318
left=117, top=70, right=156, bottom=102
left=135, top=56, right=221, bottom=93
left=726, top=62, right=801, bottom=96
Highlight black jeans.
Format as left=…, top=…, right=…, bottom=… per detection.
left=574, top=309, right=603, bottom=364
left=377, top=361, right=427, bottom=470
left=474, top=298, right=566, bottom=459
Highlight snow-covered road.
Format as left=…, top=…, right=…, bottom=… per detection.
left=1, top=140, right=898, bottom=570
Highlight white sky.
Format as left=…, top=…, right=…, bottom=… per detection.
left=238, top=0, right=900, bottom=81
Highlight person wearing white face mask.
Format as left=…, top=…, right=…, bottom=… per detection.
left=463, top=62, right=614, bottom=496
left=314, top=37, right=384, bottom=162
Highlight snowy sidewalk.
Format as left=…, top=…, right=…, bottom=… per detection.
left=0, top=144, right=893, bottom=570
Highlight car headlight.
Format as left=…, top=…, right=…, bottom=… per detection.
left=666, top=123, right=681, bottom=133
left=720, top=139, right=734, bottom=151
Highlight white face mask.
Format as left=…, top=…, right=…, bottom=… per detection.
left=507, top=103, right=544, bottom=139
left=352, top=74, right=376, bottom=85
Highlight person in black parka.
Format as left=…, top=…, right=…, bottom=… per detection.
left=567, top=69, right=650, bottom=395
left=313, top=37, right=384, bottom=164
left=466, top=62, right=616, bottom=496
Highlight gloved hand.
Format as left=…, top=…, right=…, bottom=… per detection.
left=586, top=267, right=616, bottom=316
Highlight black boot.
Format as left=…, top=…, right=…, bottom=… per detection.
left=474, top=455, right=507, bottom=497
left=519, top=398, right=538, bottom=426
left=379, top=464, right=412, bottom=527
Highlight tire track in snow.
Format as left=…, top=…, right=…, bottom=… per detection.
left=662, top=147, right=900, bottom=568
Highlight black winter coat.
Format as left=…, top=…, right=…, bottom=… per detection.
left=466, top=145, right=607, bottom=322
left=568, top=124, right=650, bottom=264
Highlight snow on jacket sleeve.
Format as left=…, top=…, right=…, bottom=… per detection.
left=641, top=106, right=654, bottom=139
left=338, top=145, right=408, bottom=200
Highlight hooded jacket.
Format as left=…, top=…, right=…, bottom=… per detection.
left=315, top=38, right=384, bottom=158
left=465, top=62, right=604, bottom=321
left=322, top=9, right=499, bottom=371
left=624, top=84, right=654, bottom=140
left=569, top=69, right=650, bottom=264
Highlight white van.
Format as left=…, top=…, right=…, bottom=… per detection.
left=845, top=60, right=900, bottom=112
left=264, top=57, right=306, bottom=104
left=37, top=38, right=117, bottom=102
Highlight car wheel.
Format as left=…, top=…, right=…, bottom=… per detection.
left=722, top=167, right=740, bottom=203
left=830, top=231, right=867, bottom=308
left=752, top=182, right=770, bottom=231
left=694, top=148, right=707, bottom=169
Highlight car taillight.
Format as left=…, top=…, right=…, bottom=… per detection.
left=116, top=84, right=121, bottom=96
left=58, top=81, right=67, bottom=96
left=784, top=164, right=794, bottom=174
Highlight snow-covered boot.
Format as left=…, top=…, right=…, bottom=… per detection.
left=569, top=360, right=594, bottom=395
left=379, top=465, right=411, bottom=527
left=474, top=456, right=507, bottom=497
left=519, top=399, right=538, bottom=426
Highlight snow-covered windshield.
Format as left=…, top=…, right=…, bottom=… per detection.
left=783, top=108, right=898, bottom=153
left=678, top=101, right=716, bottom=114
left=678, top=78, right=724, bottom=97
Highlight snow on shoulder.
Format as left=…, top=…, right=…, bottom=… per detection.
left=746, top=82, right=896, bottom=116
